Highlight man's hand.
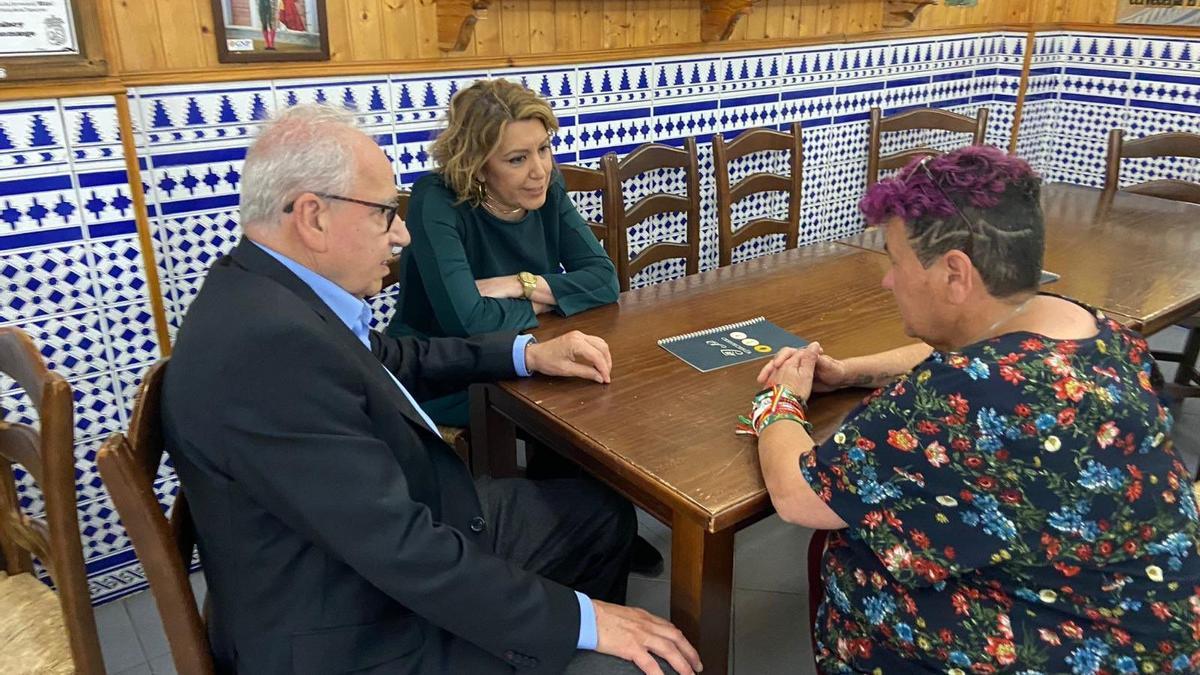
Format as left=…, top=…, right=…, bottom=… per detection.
left=593, top=600, right=702, bottom=675
left=524, top=331, right=612, bottom=383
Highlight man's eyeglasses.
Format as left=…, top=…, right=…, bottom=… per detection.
left=283, top=191, right=403, bottom=232
left=908, top=156, right=979, bottom=259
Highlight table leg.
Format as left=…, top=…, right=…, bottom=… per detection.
left=669, top=513, right=734, bottom=675
left=468, top=384, right=518, bottom=478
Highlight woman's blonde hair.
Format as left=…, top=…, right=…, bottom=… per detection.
left=431, top=78, right=559, bottom=204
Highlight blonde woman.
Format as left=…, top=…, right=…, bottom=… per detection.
left=387, top=79, right=618, bottom=424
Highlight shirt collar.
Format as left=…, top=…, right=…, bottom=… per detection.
left=251, top=241, right=373, bottom=346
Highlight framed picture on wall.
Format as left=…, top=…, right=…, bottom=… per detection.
left=210, top=0, right=330, bottom=63
left=0, top=0, right=108, bottom=81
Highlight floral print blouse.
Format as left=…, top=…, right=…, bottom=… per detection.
left=802, top=309, right=1200, bottom=674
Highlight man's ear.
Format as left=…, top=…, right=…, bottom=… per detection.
left=290, top=193, right=329, bottom=253
left=942, top=249, right=975, bottom=305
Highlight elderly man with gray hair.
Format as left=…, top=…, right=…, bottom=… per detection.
left=161, top=104, right=700, bottom=675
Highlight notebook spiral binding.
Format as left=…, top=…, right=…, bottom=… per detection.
left=656, top=316, right=766, bottom=345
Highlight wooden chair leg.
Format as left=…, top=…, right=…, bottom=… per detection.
left=1175, top=327, right=1200, bottom=386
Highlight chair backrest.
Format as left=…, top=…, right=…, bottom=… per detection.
left=0, top=327, right=104, bottom=674
left=97, top=358, right=215, bottom=675
left=601, top=138, right=701, bottom=292
left=1105, top=129, right=1200, bottom=205
left=558, top=163, right=617, bottom=265
left=381, top=189, right=413, bottom=288
left=866, top=106, right=989, bottom=186
left=712, top=123, right=803, bottom=267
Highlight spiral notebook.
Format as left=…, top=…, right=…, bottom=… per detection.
left=658, top=317, right=809, bottom=373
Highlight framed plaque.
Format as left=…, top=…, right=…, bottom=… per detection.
left=1119, top=1, right=1200, bottom=26
left=211, top=0, right=330, bottom=63
left=0, top=0, right=107, bottom=81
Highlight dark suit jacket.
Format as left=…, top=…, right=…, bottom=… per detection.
left=162, top=239, right=579, bottom=674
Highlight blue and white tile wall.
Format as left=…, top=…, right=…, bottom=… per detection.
left=1019, top=32, right=1200, bottom=188
left=10, top=29, right=1199, bottom=605
left=0, top=96, right=164, bottom=604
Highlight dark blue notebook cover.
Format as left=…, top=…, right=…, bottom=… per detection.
left=657, top=316, right=809, bottom=373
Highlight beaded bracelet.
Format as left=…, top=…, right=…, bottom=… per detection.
left=735, top=384, right=814, bottom=437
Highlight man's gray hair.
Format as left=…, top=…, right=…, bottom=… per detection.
left=240, top=104, right=360, bottom=228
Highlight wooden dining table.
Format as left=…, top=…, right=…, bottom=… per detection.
left=470, top=243, right=916, bottom=673
left=837, top=182, right=1200, bottom=335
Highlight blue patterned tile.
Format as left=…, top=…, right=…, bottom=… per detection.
left=0, top=242, right=95, bottom=322
left=392, top=70, right=488, bottom=126
left=18, top=310, right=109, bottom=379
left=133, top=83, right=274, bottom=148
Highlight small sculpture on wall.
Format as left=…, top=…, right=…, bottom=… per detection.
left=884, top=0, right=938, bottom=28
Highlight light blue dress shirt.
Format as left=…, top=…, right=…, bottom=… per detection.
left=252, top=242, right=597, bottom=651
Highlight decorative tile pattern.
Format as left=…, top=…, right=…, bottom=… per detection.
left=1, top=96, right=158, bottom=606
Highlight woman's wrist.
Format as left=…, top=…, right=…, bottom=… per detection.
left=736, top=384, right=814, bottom=436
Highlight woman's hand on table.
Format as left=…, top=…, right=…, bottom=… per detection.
left=756, top=343, right=821, bottom=402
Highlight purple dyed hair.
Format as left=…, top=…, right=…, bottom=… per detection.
left=859, top=145, right=1037, bottom=227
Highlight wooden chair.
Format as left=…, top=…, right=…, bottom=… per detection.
left=866, top=106, right=989, bottom=186
left=381, top=189, right=413, bottom=288
left=96, top=359, right=214, bottom=675
left=601, top=138, right=701, bottom=291
left=712, top=123, right=803, bottom=267
left=0, top=327, right=104, bottom=674
left=1105, top=129, right=1200, bottom=205
left=1105, top=129, right=1200, bottom=401
left=559, top=163, right=614, bottom=253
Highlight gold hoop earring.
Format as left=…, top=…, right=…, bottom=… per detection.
left=473, top=179, right=486, bottom=203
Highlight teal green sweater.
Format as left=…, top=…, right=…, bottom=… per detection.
left=386, top=170, right=618, bottom=424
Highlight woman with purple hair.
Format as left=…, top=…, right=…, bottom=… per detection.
left=737, top=145, right=1200, bottom=673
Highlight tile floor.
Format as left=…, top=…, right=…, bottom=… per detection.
left=97, top=327, right=1200, bottom=674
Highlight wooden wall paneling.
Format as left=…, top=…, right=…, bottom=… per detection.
left=382, top=0, right=420, bottom=60
left=578, top=0, right=606, bottom=50
left=796, top=0, right=816, bottom=38
left=628, top=0, right=652, bottom=47
left=501, top=0, right=532, bottom=55
left=815, top=0, right=836, bottom=36
left=764, top=0, right=786, bottom=39
left=669, top=0, right=688, bottom=42
left=472, top=0, right=503, bottom=56
left=778, top=0, right=800, bottom=39
left=413, top=0, right=441, bottom=57
left=650, top=0, right=672, bottom=44
left=156, top=0, right=211, bottom=70
left=1064, top=0, right=1117, bottom=24
left=528, top=0, right=556, bottom=52
left=109, top=0, right=167, bottom=73
left=325, top=0, right=355, bottom=60
left=744, top=0, right=768, bottom=39
left=555, top=0, right=583, bottom=51
left=603, top=0, right=630, bottom=49
left=686, top=0, right=702, bottom=42
left=347, top=0, right=388, bottom=60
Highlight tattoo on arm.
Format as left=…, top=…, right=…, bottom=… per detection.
left=848, top=371, right=901, bottom=388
